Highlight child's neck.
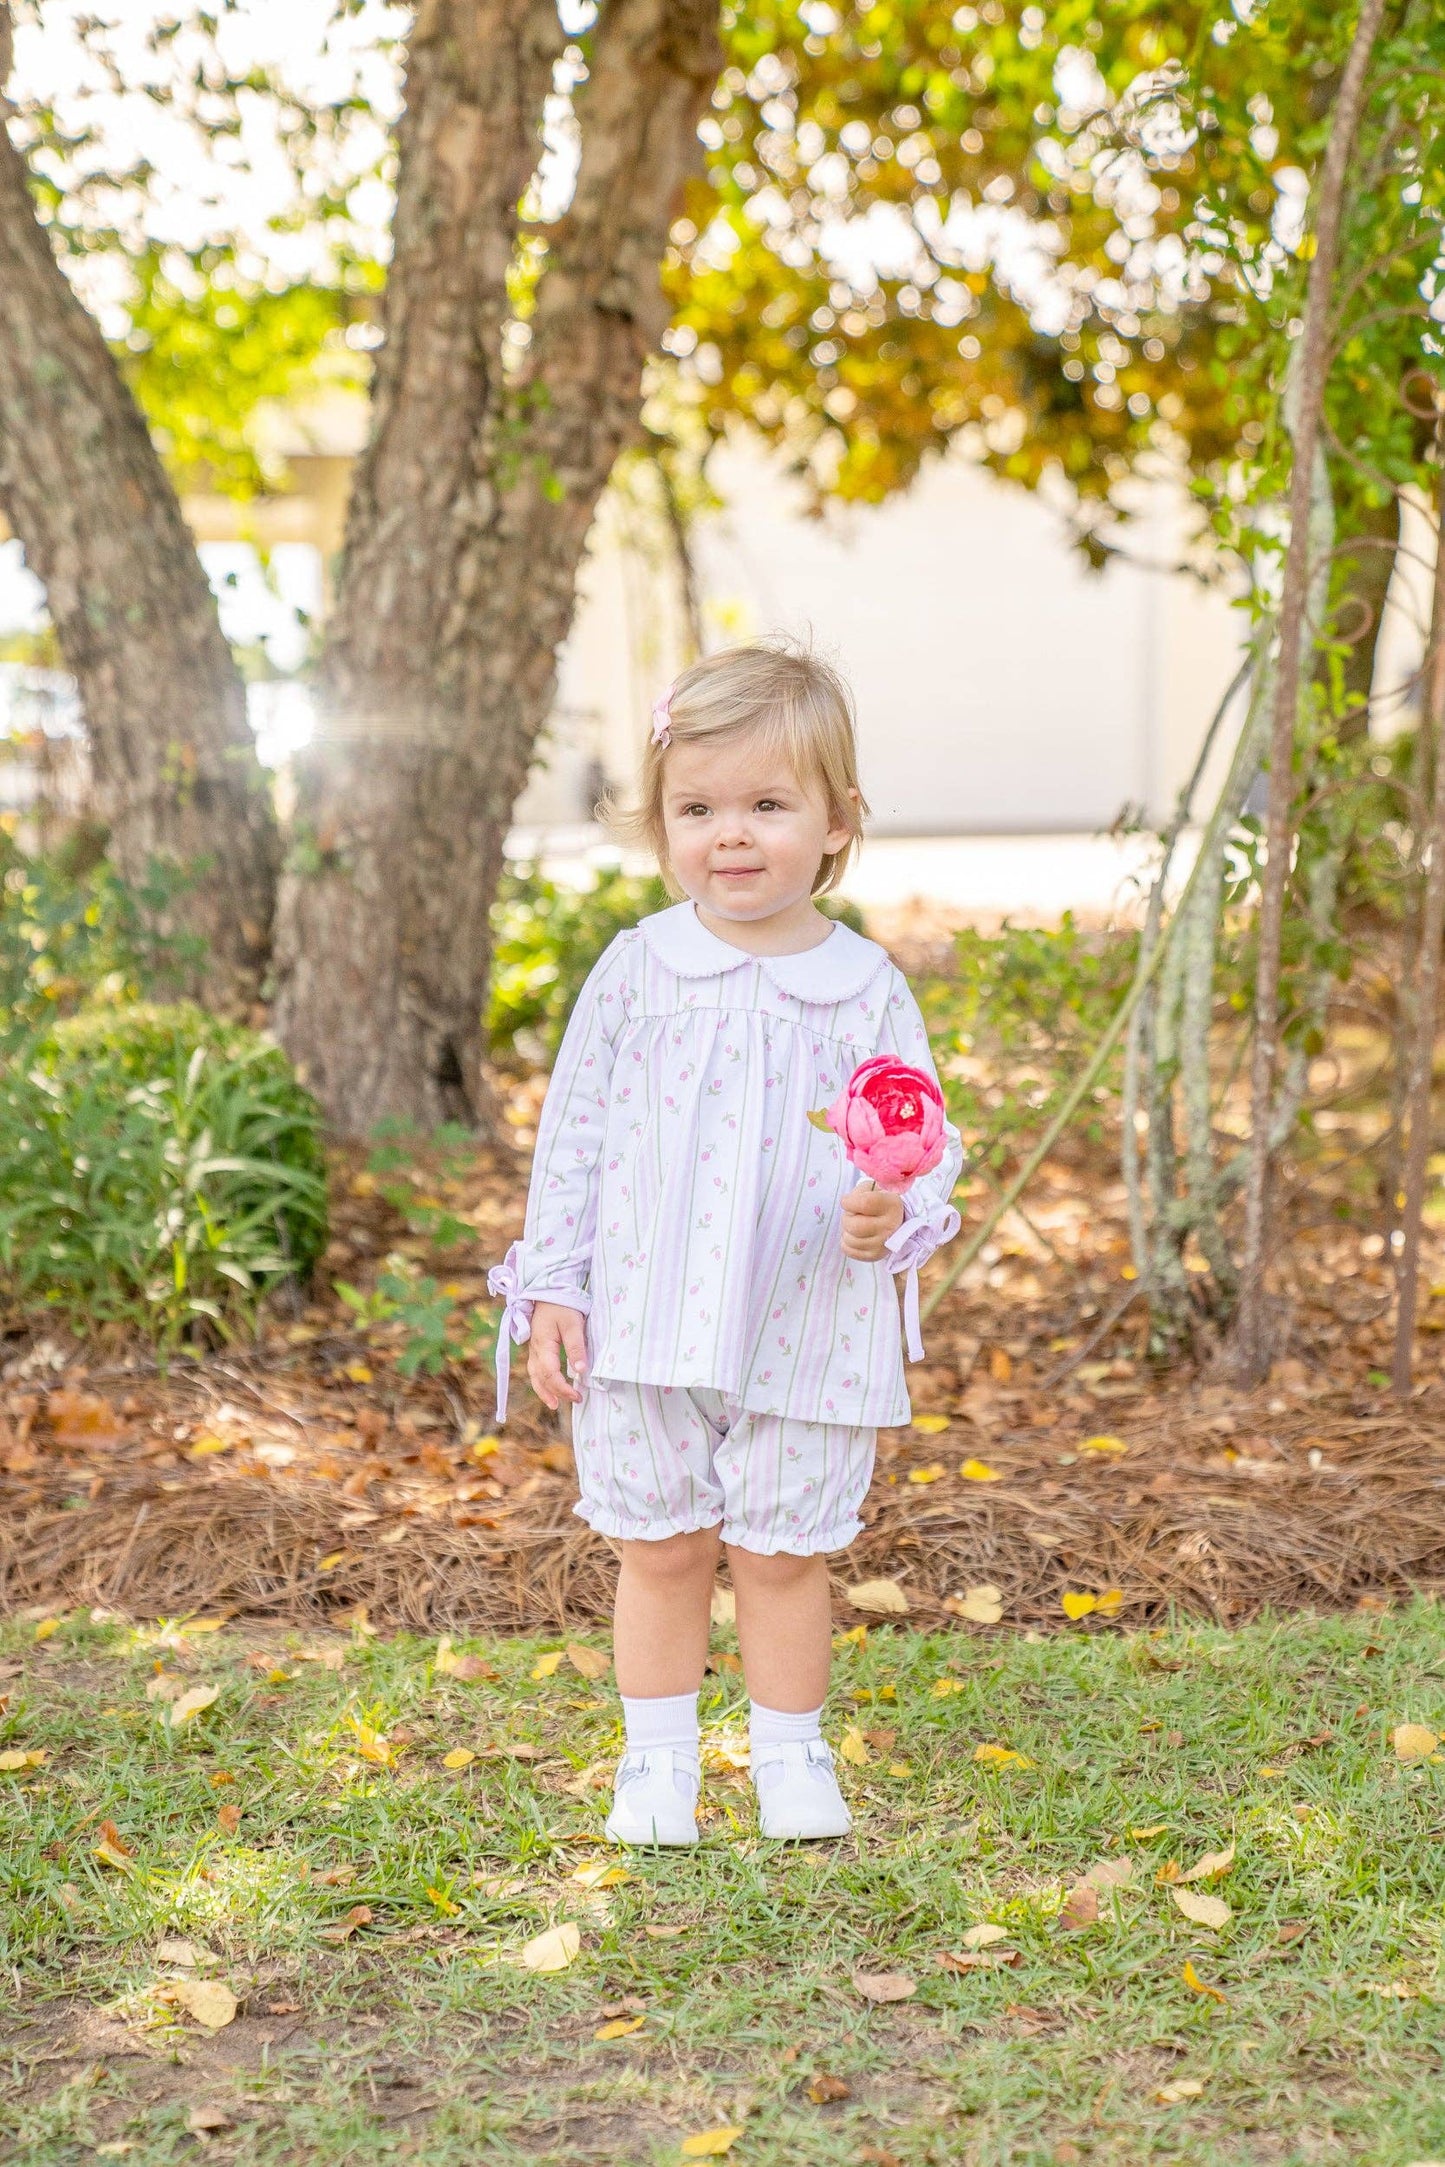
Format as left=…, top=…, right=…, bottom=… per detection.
left=692, top=896, right=836, bottom=957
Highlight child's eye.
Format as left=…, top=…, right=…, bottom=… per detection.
left=756, top=799, right=785, bottom=812
left=682, top=803, right=710, bottom=817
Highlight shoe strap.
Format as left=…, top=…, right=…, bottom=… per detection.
left=618, top=1747, right=700, bottom=1789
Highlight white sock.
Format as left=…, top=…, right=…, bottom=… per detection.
left=749, top=1700, right=824, bottom=1752
left=620, top=1691, right=700, bottom=1755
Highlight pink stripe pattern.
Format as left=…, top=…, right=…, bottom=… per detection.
left=488, top=902, right=963, bottom=1426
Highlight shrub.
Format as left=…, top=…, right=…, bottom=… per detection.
left=487, top=860, right=864, bottom=1064
left=0, top=1003, right=327, bottom=1341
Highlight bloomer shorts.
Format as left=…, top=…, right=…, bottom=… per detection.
left=571, top=1377, right=876, bottom=1557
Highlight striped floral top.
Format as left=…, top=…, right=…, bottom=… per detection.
left=488, top=901, right=964, bottom=1427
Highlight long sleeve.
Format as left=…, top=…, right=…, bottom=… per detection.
left=874, top=969, right=965, bottom=1360
left=486, top=933, right=633, bottom=1420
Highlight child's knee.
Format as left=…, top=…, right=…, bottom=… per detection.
left=620, top=1525, right=720, bottom=1586
left=726, top=1543, right=826, bottom=1592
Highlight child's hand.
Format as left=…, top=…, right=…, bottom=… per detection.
left=840, top=1181, right=906, bottom=1262
left=528, top=1300, right=588, bottom=1409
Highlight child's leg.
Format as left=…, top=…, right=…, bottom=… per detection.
left=614, top=1526, right=721, bottom=1697
left=726, top=1546, right=832, bottom=1710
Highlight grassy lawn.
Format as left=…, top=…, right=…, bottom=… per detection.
left=2, top=1603, right=1443, bottom=2166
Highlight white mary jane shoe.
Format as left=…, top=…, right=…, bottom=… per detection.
left=604, top=1747, right=701, bottom=1847
left=752, top=1737, right=853, bottom=1840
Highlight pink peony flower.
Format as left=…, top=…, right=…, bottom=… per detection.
left=822, top=1054, right=946, bottom=1192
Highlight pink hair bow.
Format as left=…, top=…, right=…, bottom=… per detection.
left=650, top=690, right=673, bottom=747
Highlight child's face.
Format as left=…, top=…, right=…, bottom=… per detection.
left=660, top=731, right=854, bottom=925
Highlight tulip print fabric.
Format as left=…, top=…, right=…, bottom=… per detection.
left=489, top=901, right=963, bottom=1427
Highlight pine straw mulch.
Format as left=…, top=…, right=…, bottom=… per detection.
left=2, top=1116, right=1445, bottom=1634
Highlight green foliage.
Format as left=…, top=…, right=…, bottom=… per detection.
left=334, top=1256, right=493, bottom=1380
left=487, top=861, right=865, bottom=1065
left=0, top=1004, right=327, bottom=1342
left=919, top=915, right=1140, bottom=1172
left=0, top=826, right=203, bottom=1050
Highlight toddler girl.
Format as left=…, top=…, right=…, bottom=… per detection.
left=489, top=643, right=962, bottom=1844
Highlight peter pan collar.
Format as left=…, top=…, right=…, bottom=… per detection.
left=638, top=900, right=889, bottom=1004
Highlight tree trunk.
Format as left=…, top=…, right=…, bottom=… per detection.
left=1391, top=464, right=1445, bottom=1394
left=1228, top=0, right=1388, bottom=1386
left=273, top=0, right=722, bottom=1134
left=0, top=7, right=276, bottom=1004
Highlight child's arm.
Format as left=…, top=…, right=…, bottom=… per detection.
left=487, top=938, right=630, bottom=1421
left=871, top=970, right=966, bottom=1356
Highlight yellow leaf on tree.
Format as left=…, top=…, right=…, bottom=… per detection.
left=168, top=1685, right=220, bottom=1730
left=521, top=1921, right=580, bottom=1973
left=679, top=2130, right=744, bottom=2158
left=1171, top=1888, right=1231, bottom=1930
left=1061, top=1592, right=1097, bottom=1621
left=1079, top=1435, right=1128, bottom=1457
left=908, top=1462, right=947, bottom=1485
left=910, top=1413, right=951, bottom=1434
left=839, top=1725, right=871, bottom=1766
left=845, top=1577, right=910, bottom=1617
left=973, top=1742, right=1033, bottom=1769
left=1181, top=1960, right=1228, bottom=2005
left=530, top=1651, right=565, bottom=1681
left=959, top=1459, right=1001, bottom=1482
left=1392, top=1723, right=1439, bottom=1764
left=594, top=2014, right=646, bottom=2040
left=442, top=1748, right=475, bottom=1770
left=169, top=1979, right=238, bottom=2030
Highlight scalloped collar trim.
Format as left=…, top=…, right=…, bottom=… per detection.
left=638, top=901, right=888, bottom=1005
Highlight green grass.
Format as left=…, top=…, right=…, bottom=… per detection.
left=1, top=1604, right=1443, bottom=2165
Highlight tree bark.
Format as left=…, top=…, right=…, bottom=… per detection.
left=0, top=5, right=276, bottom=1004
left=1391, top=463, right=1445, bottom=1394
left=1324, top=490, right=1399, bottom=741
left=273, top=0, right=723, bottom=1134
left=1228, top=0, right=1388, bottom=1385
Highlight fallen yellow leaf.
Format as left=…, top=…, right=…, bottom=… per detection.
left=426, top=1885, right=460, bottom=1915
left=887, top=1760, right=912, bottom=1777
left=572, top=1860, right=630, bottom=1890
left=931, top=1677, right=967, bottom=1698
left=1130, top=1823, right=1170, bottom=1840
left=1061, top=1592, right=1097, bottom=1621
left=950, top=1584, right=1004, bottom=1625
left=34, top=1618, right=59, bottom=1642
left=344, top=1363, right=373, bottom=1384
left=989, top=1347, right=1012, bottom=1382
left=168, top=1685, right=220, bottom=1730
left=973, top=1743, right=1033, bottom=1769
left=345, top=1717, right=396, bottom=1767
left=839, top=1726, right=871, bottom=1766
left=961, top=1923, right=1012, bottom=1950
left=1392, top=1723, right=1439, bottom=1764
left=93, top=1839, right=134, bottom=1873
left=435, top=1637, right=497, bottom=1682
left=908, top=1462, right=947, bottom=1485
left=1181, top=1843, right=1235, bottom=1883
left=910, top=1412, right=951, bottom=1434
left=0, top=1748, right=46, bottom=1771
left=565, top=1642, right=612, bottom=1681
left=521, top=1922, right=581, bottom=1973
left=441, top=1748, right=475, bottom=1770
left=1171, top=1888, right=1231, bottom=1930
left=959, top=1458, right=1001, bottom=1482
left=530, top=1651, right=565, bottom=1681
left=679, top=2130, right=743, bottom=2159
left=594, top=2014, right=646, bottom=2040
left=1095, top=1589, right=1124, bottom=1617
left=1079, top=1434, right=1128, bottom=1457
left=837, top=1622, right=869, bottom=1645
left=1156, top=2075, right=1207, bottom=2103
left=168, top=1979, right=238, bottom=2030
left=1181, top=1959, right=1227, bottom=2005
left=851, top=1969, right=917, bottom=2003
left=188, top=1434, right=231, bottom=1458
left=845, top=1578, right=909, bottom=1617
left=470, top=1434, right=500, bottom=1462
left=317, top=1552, right=346, bottom=1572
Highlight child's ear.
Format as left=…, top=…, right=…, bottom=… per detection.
left=824, top=787, right=860, bottom=852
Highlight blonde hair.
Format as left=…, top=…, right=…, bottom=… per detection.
left=603, top=638, right=869, bottom=898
